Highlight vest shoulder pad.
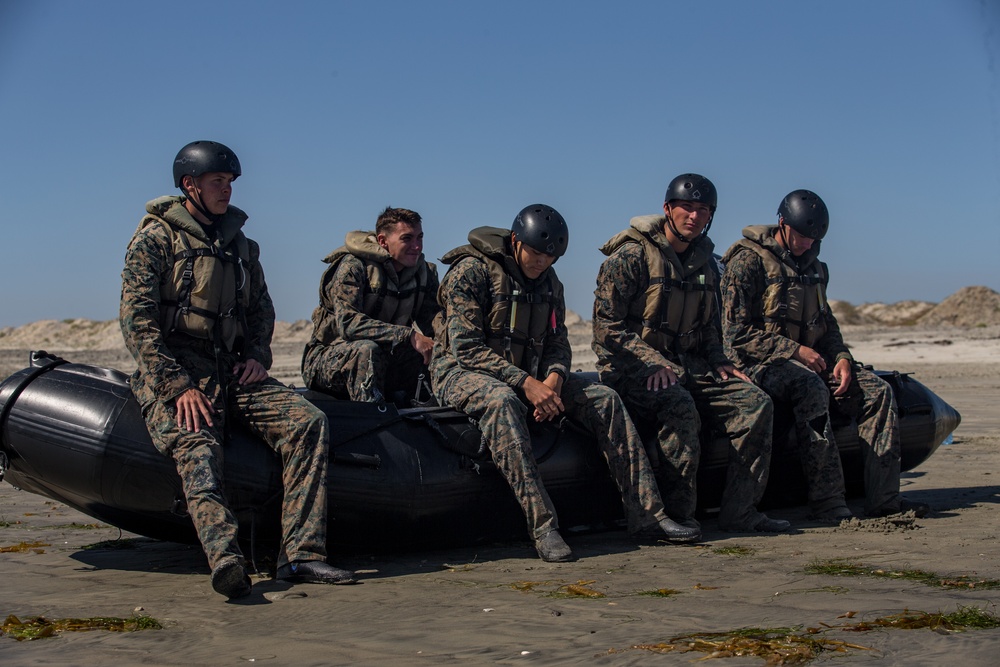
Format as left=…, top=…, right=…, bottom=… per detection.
left=440, top=243, right=482, bottom=266
left=145, top=195, right=181, bottom=217
left=344, top=230, right=392, bottom=264
left=600, top=227, right=646, bottom=257
left=467, top=226, right=510, bottom=258
left=629, top=214, right=665, bottom=235
left=721, top=238, right=759, bottom=265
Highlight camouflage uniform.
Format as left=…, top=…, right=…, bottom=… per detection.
left=431, top=228, right=670, bottom=540
left=593, top=216, right=774, bottom=531
left=120, top=196, right=331, bottom=571
left=302, top=233, right=439, bottom=403
left=721, top=225, right=900, bottom=514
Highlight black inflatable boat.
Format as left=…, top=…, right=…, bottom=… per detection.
left=0, top=351, right=960, bottom=553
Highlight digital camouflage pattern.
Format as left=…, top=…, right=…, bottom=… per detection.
left=121, top=197, right=275, bottom=407
left=432, top=252, right=570, bottom=389
left=756, top=361, right=901, bottom=514
left=596, top=216, right=719, bottom=358
left=302, top=251, right=440, bottom=402
left=754, top=362, right=848, bottom=513
left=303, top=337, right=428, bottom=403
left=592, top=230, right=731, bottom=383
left=432, top=251, right=669, bottom=539
left=604, top=361, right=773, bottom=530
left=142, top=374, right=330, bottom=567
left=828, top=365, right=901, bottom=514
left=593, top=225, right=775, bottom=530
left=720, top=226, right=852, bottom=384
left=437, top=227, right=560, bottom=373
left=121, top=197, right=331, bottom=570
left=721, top=232, right=900, bottom=514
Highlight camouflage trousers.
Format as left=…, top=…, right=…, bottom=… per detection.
left=756, top=361, right=849, bottom=514
left=302, top=339, right=427, bottom=403
left=144, top=375, right=330, bottom=570
left=434, top=369, right=668, bottom=539
left=758, top=362, right=900, bottom=514
left=608, top=368, right=773, bottom=531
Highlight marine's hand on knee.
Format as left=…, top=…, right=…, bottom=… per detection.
left=234, top=358, right=269, bottom=385
left=793, top=345, right=826, bottom=374
left=716, top=364, right=751, bottom=384
left=174, top=388, right=215, bottom=432
left=646, top=366, right=679, bottom=391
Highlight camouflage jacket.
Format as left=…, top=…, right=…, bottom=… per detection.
left=307, top=232, right=440, bottom=351
left=120, top=196, right=275, bottom=408
left=593, top=216, right=730, bottom=383
left=431, top=229, right=571, bottom=390
left=720, top=225, right=852, bottom=380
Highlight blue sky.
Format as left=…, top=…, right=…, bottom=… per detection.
left=1, top=0, right=997, bottom=327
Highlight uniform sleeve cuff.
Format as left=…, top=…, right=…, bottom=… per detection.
left=835, top=351, right=854, bottom=365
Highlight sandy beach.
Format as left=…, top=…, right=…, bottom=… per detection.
left=2, top=319, right=999, bottom=665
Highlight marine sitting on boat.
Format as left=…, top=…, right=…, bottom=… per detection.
left=430, top=204, right=700, bottom=563
left=593, top=173, right=789, bottom=535
left=119, top=140, right=356, bottom=599
left=720, top=189, right=930, bottom=520
left=302, top=207, right=439, bottom=405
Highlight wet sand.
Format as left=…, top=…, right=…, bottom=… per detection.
left=2, top=326, right=999, bottom=664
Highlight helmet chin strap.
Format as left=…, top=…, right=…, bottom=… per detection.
left=665, top=204, right=713, bottom=245
left=182, top=181, right=224, bottom=225
left=776, top=219, right=797, bottom=261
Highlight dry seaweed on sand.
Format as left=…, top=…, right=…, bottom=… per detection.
left=509, top=579, right=607, bottom=598
left=615, top=626, right=871, bottom=664
left=2, top=614, right=162, bottom=641
left=0, top=540, right=49, bottom=553
left=610, top=607, right=999, bottom=662
left=514, top=579, right=686, bottom=599
left=806, top=558, right=1000, bottom=590
left=831, top=606, right=1000, bottom=632
left=550, top=580, right=605, bottom=598
left=510, top=580, right=554, bottom=593
left=637, top=588, right=683, bottom=597
left=712, top=545, right=757, bottom=557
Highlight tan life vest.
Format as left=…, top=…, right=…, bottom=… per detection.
left=142, top=216, right=250, bottom=353
left=311, top=231, right=435, bottom=344
left=439, top=227, right=559, bottom=377
left=600, top=216, right=716, bottom=356
left=728, top=232, right=830, bottom=348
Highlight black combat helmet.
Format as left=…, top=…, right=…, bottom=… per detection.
left=173, top=140, right=242, bottom=188
left=778, top=189, right=829, bottom=240
left=511, top=204, right=569, bottom=258
left=663, top=173, right=717, bottom=242
left=664, top=173, right=717, bottom=210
